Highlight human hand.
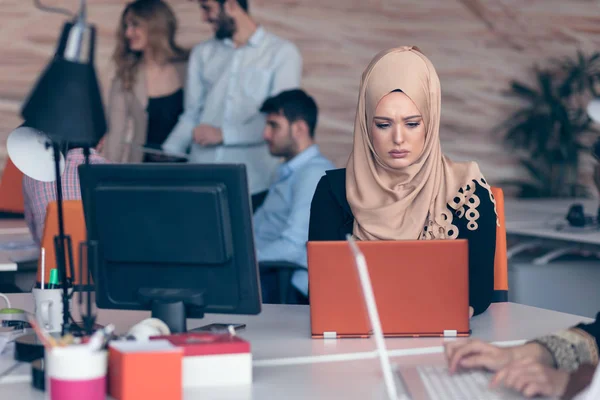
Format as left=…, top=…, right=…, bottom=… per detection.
left=445, top=339, right=516, bottom=374
left=469, top=306, right=474, bottom=319
left=491, top=357, right=569, bottom=398
left=193, top=124, right=223, bottom=146
left=95, top=135, right=106, bottom=153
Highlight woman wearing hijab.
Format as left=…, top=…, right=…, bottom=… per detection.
left=309, top=46, right=498, bottom=316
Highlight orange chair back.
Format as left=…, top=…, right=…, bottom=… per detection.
left=490, top=187, right=508, bottom=297
left=0, top=157, right=25, bottom=214
left=36, top=200, right=89, bottom=285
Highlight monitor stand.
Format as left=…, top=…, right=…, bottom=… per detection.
left=138, top=288, right=205, bottom=333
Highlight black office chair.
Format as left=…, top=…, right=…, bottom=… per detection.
left=252, top=191, right=309, bottom=304
left=251, top=190, right=268, bottom=213
left=258, top=261, right=307, bottom=304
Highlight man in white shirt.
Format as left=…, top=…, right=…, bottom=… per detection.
left=163, top=0, right=303, bottom=194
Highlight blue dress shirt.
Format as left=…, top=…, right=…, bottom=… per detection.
left=253, top=145, right=334, bottom=296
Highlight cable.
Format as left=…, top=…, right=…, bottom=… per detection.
left=33, top=0, right=73, bottom=18
left=0, top=362, right=23, bottom=381
left=0, top=293, right=11, bottom=309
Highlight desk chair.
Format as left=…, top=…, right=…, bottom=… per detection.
left=36, top=200, right=89, bottom=286
left=251, top=192, right=306, bottom=304
left=0, top=157, right=25, bottom=217
left=258, top=260, right=306, bottom=304
left=491, top=187, right=508, bottom=302
left=251, top=190, right=268, bottom=213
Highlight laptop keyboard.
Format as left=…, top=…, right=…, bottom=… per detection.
left=416, top=366, right=527, bottom=400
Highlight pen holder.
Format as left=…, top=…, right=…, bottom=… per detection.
left=46, top=346, right=107, bottom=400
left=33, top=289, right=65, bottom=334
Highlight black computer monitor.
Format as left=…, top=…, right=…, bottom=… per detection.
left=78, top=163, right=261, bottom=333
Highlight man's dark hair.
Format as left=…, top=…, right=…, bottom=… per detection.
left=260, top=89, right=318, bottom=138
left=215, top=0, right=248, bottom=12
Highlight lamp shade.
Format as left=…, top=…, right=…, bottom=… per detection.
left=20, top=21, right=106, bottom=145
left=7, top=126, right=65, bottom=182
left=587, top=98, right=600, bottom=123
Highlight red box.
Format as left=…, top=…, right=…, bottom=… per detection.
left=108, top=340, right=183, bottom=400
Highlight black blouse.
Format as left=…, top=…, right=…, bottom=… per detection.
left=308, top=168, right=497, bottom=316
left=144, top=88, right=184, bottom=162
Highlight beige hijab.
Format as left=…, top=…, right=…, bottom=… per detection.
left=346, top=46, right=496, bottom=241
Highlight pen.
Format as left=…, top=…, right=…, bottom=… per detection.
left=47, top=269, right=60, bottom=289
left=27, top=315, right=55, bottom=348
left=40, top=247, right=45, bottom=290
left=87, top=324, right=115, bottom=352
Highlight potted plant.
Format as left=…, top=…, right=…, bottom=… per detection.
left=499, top=50, right=600, bottom=197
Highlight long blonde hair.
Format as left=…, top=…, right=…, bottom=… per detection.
left=113, top=0, right=188, bottom=91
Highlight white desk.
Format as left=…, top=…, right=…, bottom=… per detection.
left=504, top=198, right=600, bottom=263
left=0, top=219, right=36, bottom=272
left=0, top=293, right=592, bottom=399
left=2, top=294, right=593, bottom=363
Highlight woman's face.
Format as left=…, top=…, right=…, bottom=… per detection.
left=371, top=91, right=426, bottom=169
left=123, top=12, right=149, bottom=52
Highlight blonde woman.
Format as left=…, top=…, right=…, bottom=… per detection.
left=101, top=0, right=188, bottom=163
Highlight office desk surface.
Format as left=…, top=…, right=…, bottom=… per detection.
left=0, top=354, right=444, bottom=400
left=4, top=293, right=592, bottom=363
left=504, top=198, right=600, bottom=245
left=0, top=219, right=36, bottom=272
left=0, top=294, right=592, bottom=399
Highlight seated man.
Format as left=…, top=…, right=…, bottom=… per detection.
left=23, top=144, right=107, bottom=246
left=253, top=89, right=334, bottom=303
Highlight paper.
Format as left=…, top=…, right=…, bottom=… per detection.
left=0, top=337, right=7, bottom=355
left=0, top=342, right=31, bottom=385
left=0, top=239, right=37, bottom=251
left=124, top=142, right=189, bottom=160
left=109, top=339, right=178, bottom=353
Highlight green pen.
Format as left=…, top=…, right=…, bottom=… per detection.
left=47, top=269, right=60, bottom=289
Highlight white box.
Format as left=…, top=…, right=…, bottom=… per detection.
left=151, top=332, right=252, bottom=388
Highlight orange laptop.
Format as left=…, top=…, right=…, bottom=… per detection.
left=307, top=240, right=469, bottom=338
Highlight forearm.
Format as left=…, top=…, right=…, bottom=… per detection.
left=221, top=114, right=266, bottom=146
left=162, top=116, right=195, bottom=153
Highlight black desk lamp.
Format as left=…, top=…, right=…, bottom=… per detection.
left=20, top=0, right=106, bottom=336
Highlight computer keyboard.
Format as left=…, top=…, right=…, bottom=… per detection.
left=416, top=365, right=523, bottom=400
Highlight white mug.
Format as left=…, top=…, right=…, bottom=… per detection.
left=32, top=288, right=64, bottom=333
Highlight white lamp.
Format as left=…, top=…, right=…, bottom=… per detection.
left=7, top=126, right=65, bottom=182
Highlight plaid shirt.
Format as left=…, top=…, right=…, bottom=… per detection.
left=23, top=148, right=107, bottom=245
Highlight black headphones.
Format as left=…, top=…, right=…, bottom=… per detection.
left=566, top=203, right=587, bottom=227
